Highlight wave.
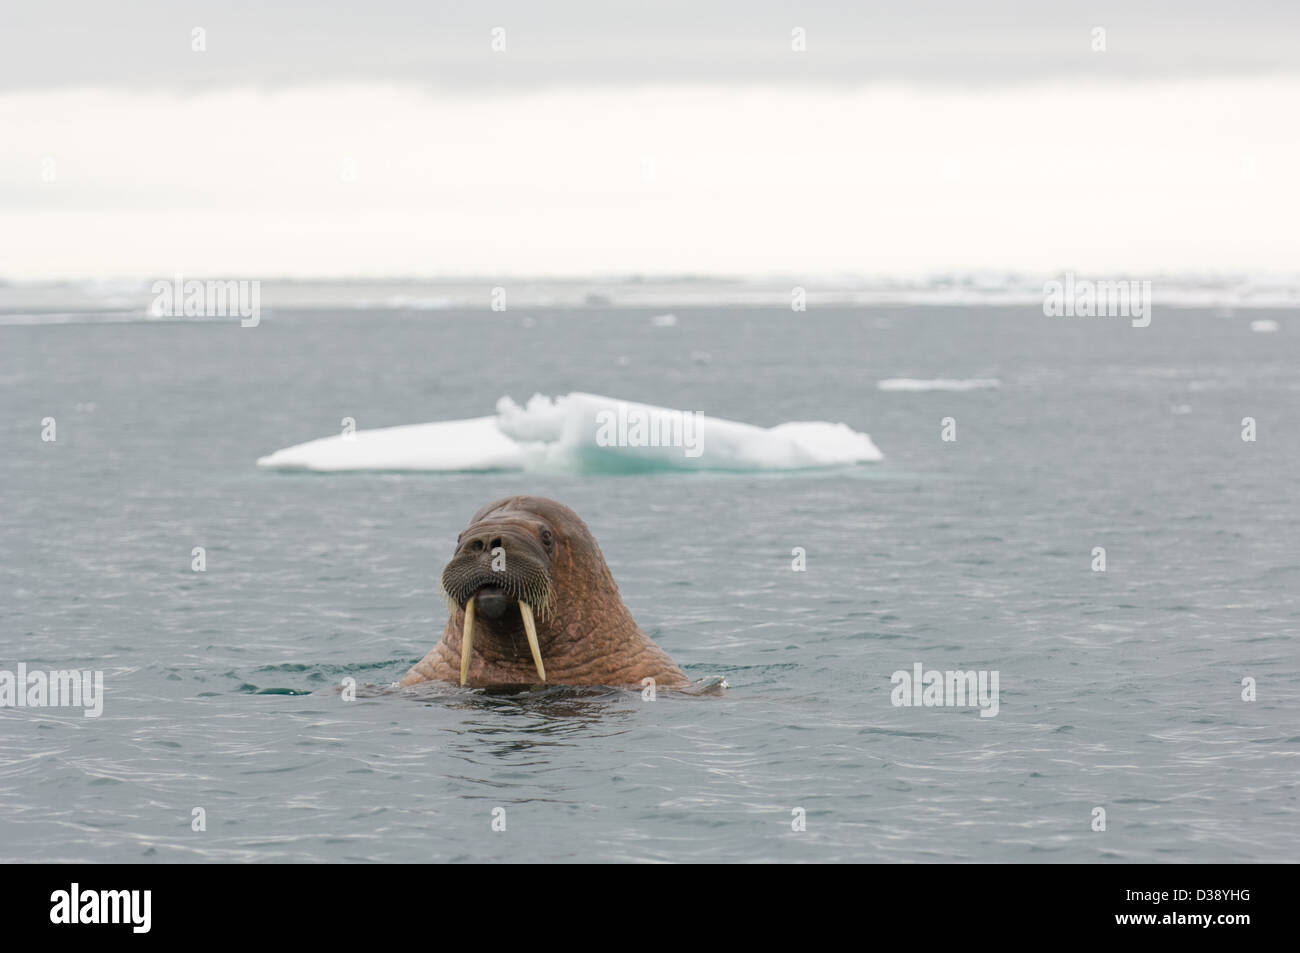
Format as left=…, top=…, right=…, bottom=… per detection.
left=256, top=392, right=882, bottom=473
left=877, top=378, right=1000, bottom=392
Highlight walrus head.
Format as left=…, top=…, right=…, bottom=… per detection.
left=404, top=496, right=689, bottom=690
left=439, top=499, right=562, bottom=683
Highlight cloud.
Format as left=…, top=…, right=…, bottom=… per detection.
left=2, top=1, right=1298, bottom=91
left=3, top=79, right=1296, bottom=278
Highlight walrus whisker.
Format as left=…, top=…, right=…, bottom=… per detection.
left=519, top=601, right=546, bottom=683
left=459, top=595, right=476, bottom=686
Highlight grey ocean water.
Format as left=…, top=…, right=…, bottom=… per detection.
left=2, top=305, right=1297, bottom=863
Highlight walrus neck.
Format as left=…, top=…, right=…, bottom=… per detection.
left=470, top=613, right=554, bottom=665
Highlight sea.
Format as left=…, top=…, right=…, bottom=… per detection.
left=1, top=280, right=1297, bottom=862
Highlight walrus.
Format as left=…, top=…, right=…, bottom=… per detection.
left=400, top=496, right=689, bottom=690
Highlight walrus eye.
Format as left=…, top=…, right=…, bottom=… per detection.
left=540, top=529, right=553, bottom=548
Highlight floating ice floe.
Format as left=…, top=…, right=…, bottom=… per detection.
left=876, top=378, right=1001, bottom=392
left=257, top=392, right=882, bottom=473
left=1250, top=319, right=1280, bottom=333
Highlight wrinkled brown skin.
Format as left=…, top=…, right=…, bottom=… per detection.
left=401, top=496, right=689, bottom=689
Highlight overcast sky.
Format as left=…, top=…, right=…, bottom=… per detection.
left=1, top=2, right=1297, bottom=279
left=5, top=1, right=1300, bottom=89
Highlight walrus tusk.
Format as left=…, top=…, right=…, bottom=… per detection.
left=519, top=601, right=546, bottom=683
left=459, top=595, right=476, bottom=686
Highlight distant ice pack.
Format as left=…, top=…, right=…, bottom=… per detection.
left=876, top=378, right=1000, bottom=392
left=256, top=392, right=882, bottom=473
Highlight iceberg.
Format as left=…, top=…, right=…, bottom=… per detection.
left=256, top=392, right=882, bottom=473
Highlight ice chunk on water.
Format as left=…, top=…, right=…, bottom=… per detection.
left=257, top=392, right=882, bottom=473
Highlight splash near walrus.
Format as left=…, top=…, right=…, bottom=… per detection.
left=401, top=496, right=689, bottom=690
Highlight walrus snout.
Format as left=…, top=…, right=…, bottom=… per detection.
left=440, top=523, right=556, bottom=621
